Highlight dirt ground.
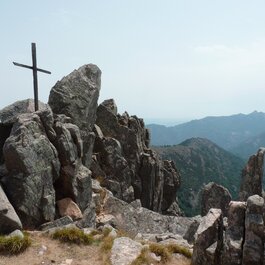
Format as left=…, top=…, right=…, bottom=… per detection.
left=0, top=232, right=191, bottom=265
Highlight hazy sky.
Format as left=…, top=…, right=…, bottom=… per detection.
left=1, top=1, right=265, bottom=124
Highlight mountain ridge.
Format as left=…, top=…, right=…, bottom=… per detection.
left=147, top=111, right=265, bottom=156
left=154, top=137, right=245, bottom=216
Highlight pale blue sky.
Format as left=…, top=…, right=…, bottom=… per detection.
left=1, top=1, right=265, bottom=123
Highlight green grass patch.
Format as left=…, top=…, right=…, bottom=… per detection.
left=0, top=233, right=31, bottom=255
left=52, top=227, right=94, bottom=245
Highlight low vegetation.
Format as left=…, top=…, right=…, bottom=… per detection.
left=132, top=242, right=192, bottom=265
left=0, top=232, right=31, bottom=255
left=52, top=227, right=95, bottom=245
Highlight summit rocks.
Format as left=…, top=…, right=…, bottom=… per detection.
left=0, top=63, right=182, bottom=235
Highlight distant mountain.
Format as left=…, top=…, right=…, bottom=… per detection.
left=147, top=111, right=265, bottom=151
left=229, top=132, right=265, bottom=160
left=154, top=138, right=245, bottom=216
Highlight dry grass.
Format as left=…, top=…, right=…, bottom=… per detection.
left=166, top=243, right=192, bottom=258
left=0, top=232, right=31, bottom=255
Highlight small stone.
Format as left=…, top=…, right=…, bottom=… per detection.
left=38, top=245, right=47, bottom=255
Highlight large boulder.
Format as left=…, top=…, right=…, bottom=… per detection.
left=48, top=64, right=101, bottom=132
left=191, top=208, right=223, bottom=265
left=3, top=111, right=60, bottom=227
left=201, top=182, right=232, bottom=216
left=239, top=148, right=265, bottom=201
left=49, top=64, right=101, bottom=168
left=0, top=184, right=22, bottom=234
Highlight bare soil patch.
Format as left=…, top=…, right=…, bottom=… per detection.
left=0, top=231, right=191, bottom=265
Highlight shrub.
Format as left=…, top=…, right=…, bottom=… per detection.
left=52, top=227, right=94, bottom=245
left=0, top=233, right=31, bottom=254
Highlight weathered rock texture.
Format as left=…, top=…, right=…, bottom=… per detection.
left=93, top=99, right=181, bottom=214
left=0, top=65, right=101, bottom=231
left=192, top=194, right=265, bottom=265
left=239, top=148, right=265, bottom=201
left=3, top=111, right=60, bottom=227
left=191, top=209, right=223, bottom=265
left=99, top=189, right=200, bottom=237
left=201, top=182, right=232, bottom=216
left=49, top=64, right=101, bottom=168
left=0, top=99, right=48, bottom=163
left=0, top=184, right=22, bottom=234
left=48, top=64, right=101, bottom=132
left=111, top=237, right=143, bottom=265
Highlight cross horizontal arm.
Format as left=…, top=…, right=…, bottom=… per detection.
left=13, top=62, right=51, bottom=74
left=13, top=62, right=32, bottom=70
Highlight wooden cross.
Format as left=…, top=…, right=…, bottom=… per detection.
left=13, top=43, right=51, bottom=111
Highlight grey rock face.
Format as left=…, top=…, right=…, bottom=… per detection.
left=3, top=111, right=60, bottom=227
left=201, top=182, right=232, bottom=216
left=94, top=99, right=181, bottom=214
left=0, top=184, right=22, bottom=234
left=53, top=116, right=92, bottom=212
left=93, top=136, right=134, bottom=202
left=191, top=209, right=223, bottom=265
left=239, top=148, right=265, bottom=201
left=0, top=99, right=49, bottom=163
left=48, top=64, right=101, bottom=132
left=222, top=201, right=246, bottom=265
left=0, top=99, right=48, bottom=125
left=242, top=195, right=264, bottom=265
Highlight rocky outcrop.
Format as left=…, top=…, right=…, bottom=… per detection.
left=201, top=182, right=232, bottom=216
left=239, top=148, right=265, bottom=201
left=0, top=184, right=22, bottom=234
left=93, top=99, right=181, bottom=214
left=242, top=195, right=264, bottom=265
left=3, top=111, right=60, bottom=227
left=222, top=201, right=246, bottom=265
left=48, top=64, right=101, bottom=168
left=52, top=115, right=92, bottom=212
left=0, top=64, right=100, bottom=231
left=192, top=194, right=265, bottom=265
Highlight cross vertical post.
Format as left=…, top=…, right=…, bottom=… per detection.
left=13, top=43, right=51, bottom=111
left=31, top=43, right=39, bottom=111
